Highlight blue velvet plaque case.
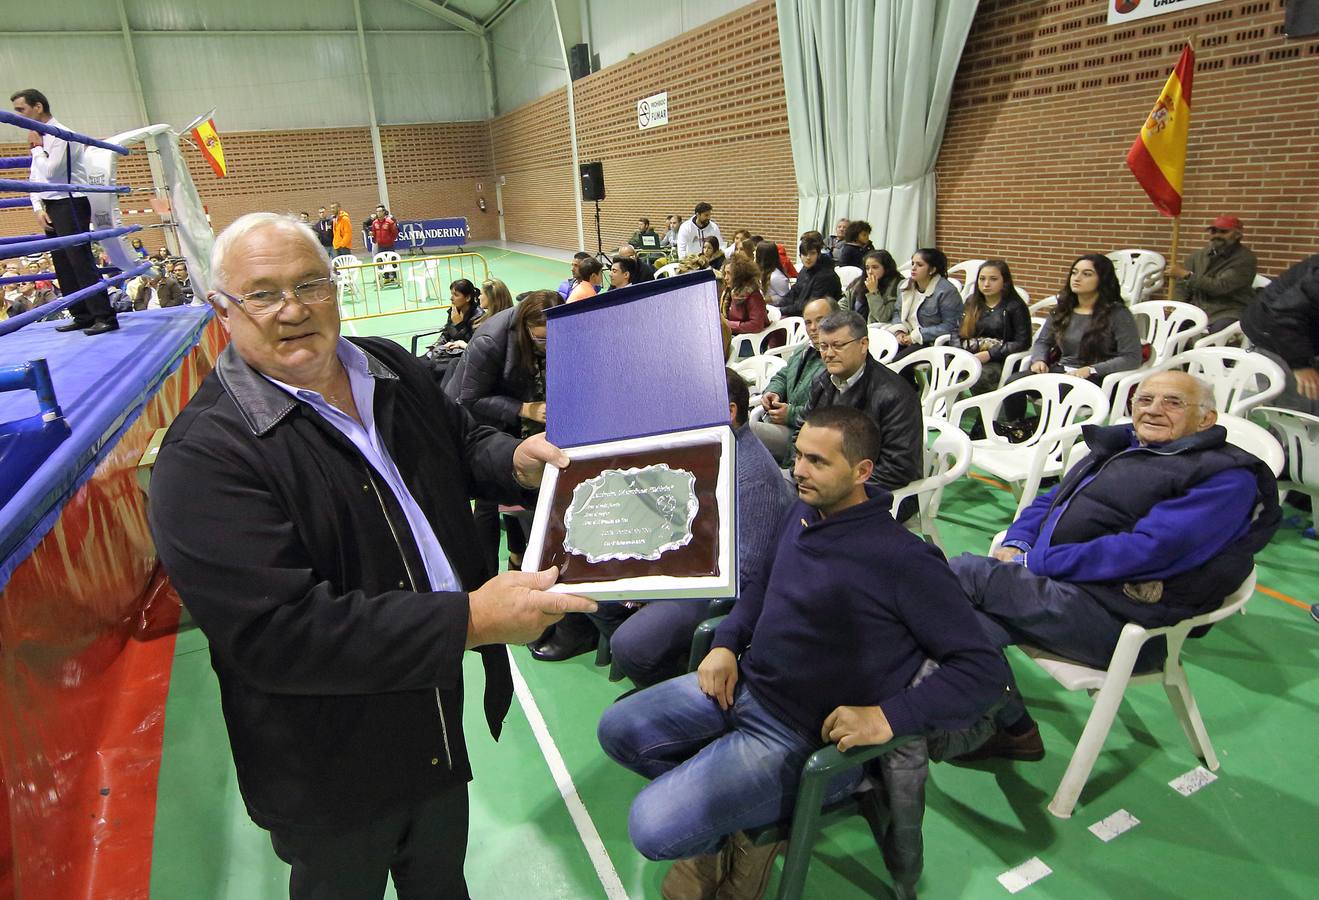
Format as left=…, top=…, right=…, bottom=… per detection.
left=544, top=270, right=730, bottom=448
left=527, top=270, right=737, bottom=600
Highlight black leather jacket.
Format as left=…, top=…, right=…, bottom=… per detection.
left=148, top=336, right=525, bottom=833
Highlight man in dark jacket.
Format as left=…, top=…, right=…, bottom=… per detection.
left=949, top=371, right=1280, bottom=760
left=804, top=311, right=923, bottom=498
left=148, top=213, right=595, bottom=898
left=1241, top=252, right=1319, bottom=414
left=598, top=406, right=1007, bottom=898
left=313, top=205, right=334, bottom=251
left=131, top=267, right=185, bottom=310
left=1170, top=214, right=1258, bottom=326
left=780, top=234, right=842, bottom=317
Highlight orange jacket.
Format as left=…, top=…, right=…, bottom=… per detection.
left=332, top=211, right=352, bottom=249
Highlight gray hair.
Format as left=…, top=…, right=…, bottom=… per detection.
left=1138, top=371, right=1216, bottom=412
left=210, top=212, right=330, bottom=297
left=818, top=310, right=866, bottom=341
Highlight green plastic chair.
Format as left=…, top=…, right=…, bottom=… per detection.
left=687, top=616, right=915, bottom=900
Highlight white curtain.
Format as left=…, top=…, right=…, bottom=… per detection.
left=776, top=0, right=978, bottom=261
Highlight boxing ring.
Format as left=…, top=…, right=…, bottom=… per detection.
left=0, top=111, right=222, bottom=898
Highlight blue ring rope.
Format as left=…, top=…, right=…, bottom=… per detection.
left=0, top=157, right=31, bottom=169
left=0, top=111, right=131, bottom=155
left=0, top=178, right=131, bottom=195
left=0, top=225, right=142, bottom=262
left=0, top=261, right=154, bottom=337
left=0, top=198, right=34, bottom=209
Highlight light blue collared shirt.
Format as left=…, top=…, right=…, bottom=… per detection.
left=265, top=338, right=461, bottom=593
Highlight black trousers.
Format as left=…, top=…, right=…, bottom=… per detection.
left=43, top=195, right=115, bottom=325
left=269, top=781, right=470, bottom=900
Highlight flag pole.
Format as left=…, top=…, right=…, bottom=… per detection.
left=1168, top=35, right=1197, bottom=297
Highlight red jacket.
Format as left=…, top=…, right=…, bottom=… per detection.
left=370, top=216, right=399, bottom=249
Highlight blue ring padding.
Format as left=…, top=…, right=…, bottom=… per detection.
left=0, top=260, right=152, bottom=338
left=0, top=198, right=33, bottom=209
left=0, top=225, right=141, bottom=263
left=0, top=308, right=213, bottom=590
left=0, top=178, right=130, bottom=194
left=0, top=234, right=46, bottom=245
left=0, top=157, right=30, bottom=169
left=0, top=111, right=131, bottom=155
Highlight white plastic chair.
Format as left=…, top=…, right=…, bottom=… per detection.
left=949, top=374, right=1110, bottom=517
left=730, top=317, right=807, bottom=359
left=1104, top=346, right=1286, bottom=422
left=1254, top=406, right=1319, bottom=530
left=729, top=354, right=787, bottom=396
left=998, top=314, right=1051, bottom=388
left=890, top=345, right=983, bottom=420
left=765, top=304, right=782, bottom=323
left=1130, top=300, right=1209, bottom=362
left=331, top=255, right=363, bottom=305
left=1107, top=249, right=1166, bottom=304
left=867, top=325, right=900, bottom=363
left=1018, top=566, right=1259, bottom=819
left=889, top=418, right=972, bottom=551
left=655, top=262, right=682, bottom=279
left=946, top=259, right=986, bottom=300
left=835, top=265, right=862, bottom=289
left=1192, top=320, right=1248, bottom=350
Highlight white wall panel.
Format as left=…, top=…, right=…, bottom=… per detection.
left=587, top=0, right=755, bottom=69
left=490, top=0, right=568, bottom=114
left=7, top=0, right=120, bottom=30
left=133, top=34, right=369, bottom=131
left=125, top=0, right=357, bottom=32
left=367, top=33, right=489, bottom=124
left=0, top=38, right=142, bottom=139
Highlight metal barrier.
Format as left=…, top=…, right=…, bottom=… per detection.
left=334, top=251, right=490, bottom=322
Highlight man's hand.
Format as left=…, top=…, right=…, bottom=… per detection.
left=821, top=705, right=893, bottom=752
left=896, top=330, right=912, bottom=346
left=27, top=131, right=41, bottom=150
left=992, top=546, right=1024, bottom=563
left=767, top=400, right=790, bottom=425
left=760, top=391, right=780, bottom=411
left=520, top=401, right=547, bottom=424
left=1168, top=263, right=1190, bottom=279
left=975, top=350, right=992, bottom=364
left=1073, top=366, right=1094, bottom=380
left=1295, top=367, right=1319, bottom=400
left=466, top=567, right=596, bottom=648
left=697, top=647, right=739, bottom=710
left=1029, top=360, right=1050, bottom=374
left=512, top=431, right=564, bottom=487
left=34, top=209, right=51, bottom=228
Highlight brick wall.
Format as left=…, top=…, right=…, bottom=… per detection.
left=491, top=0, right=798, bottom=253
left=936, top=0, right=1319, bottom=300
left=1, top=122, right=497, bottom=253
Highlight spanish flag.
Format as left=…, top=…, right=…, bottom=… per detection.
left=1126, top=44, right=1194, bottom=217
left=191, top=118, right=227, bottom=178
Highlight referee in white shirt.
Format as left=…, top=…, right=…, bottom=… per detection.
left=10, top=89, right=118, bottom=335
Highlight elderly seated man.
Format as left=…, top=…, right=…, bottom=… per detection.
left=949, top=371, right=1281, bottom=760
left=599, top=406, right=1007, bottom=899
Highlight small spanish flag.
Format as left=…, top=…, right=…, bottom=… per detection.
left=1125, top=44, right=1195, bottom=217
left=191, top=118, right=227, bottom=178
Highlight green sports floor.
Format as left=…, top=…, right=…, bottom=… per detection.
left=149, top=246, right=1319, bottom=899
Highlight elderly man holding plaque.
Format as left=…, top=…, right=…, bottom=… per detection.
left=148, top=213, right=595, bottom=899
left=598, top=406, right=1006, bottom=898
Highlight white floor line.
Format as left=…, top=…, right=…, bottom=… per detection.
left=507, top=648, right=630, bottom=900
left=343, top=317, right=359, bottom=336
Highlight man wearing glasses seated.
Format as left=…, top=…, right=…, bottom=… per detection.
left=148, top=212, right=596, bottom=896
left=801, top=311, right=923, bottom=501
left=948, top=371, right=1280, bottom=761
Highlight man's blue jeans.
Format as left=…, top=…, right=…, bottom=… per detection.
left=597, top=673, right=860, bottom=860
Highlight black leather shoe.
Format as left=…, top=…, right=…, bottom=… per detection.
left=83, top=321, right=121, bottom=336
left=529, top=630, right=598, bottom=662
left=55, top=320, right=93, bottom=332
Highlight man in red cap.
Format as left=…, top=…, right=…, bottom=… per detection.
left=1170, top=214, right=1258, bottom=327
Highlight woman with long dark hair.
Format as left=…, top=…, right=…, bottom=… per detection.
left=1000, top=253, right=1141, bottom=428
left=888, top=247, right=963, bottom=358
left=424, top=278, right=484, bottom=386
left=846, top=249, right=901, bottom=323
left=702, top=235, right=726, bottom=272
left=721, top=253, right=768, bottom=340
left=755, top=240, right=790, bottom=307
left=959, top=259, right=1032, bottom=393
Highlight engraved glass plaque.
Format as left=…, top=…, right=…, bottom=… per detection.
left=563, top=464, right=699, bottom=563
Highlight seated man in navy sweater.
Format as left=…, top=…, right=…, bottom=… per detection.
left=950, top=371, right=1280, bottom=760
left=598, top=406, right=1007, bottom=898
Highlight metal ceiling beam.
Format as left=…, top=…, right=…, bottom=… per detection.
left=396, top=0, right=485, bottom=35
left=483, top=0, right=526, bottom=30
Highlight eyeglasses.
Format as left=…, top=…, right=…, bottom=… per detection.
left=1132, top=393, right=1193, bottom=412
left=218, top=277, right=335, bottom=317
left=818, top=337, right=861, bottom=354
